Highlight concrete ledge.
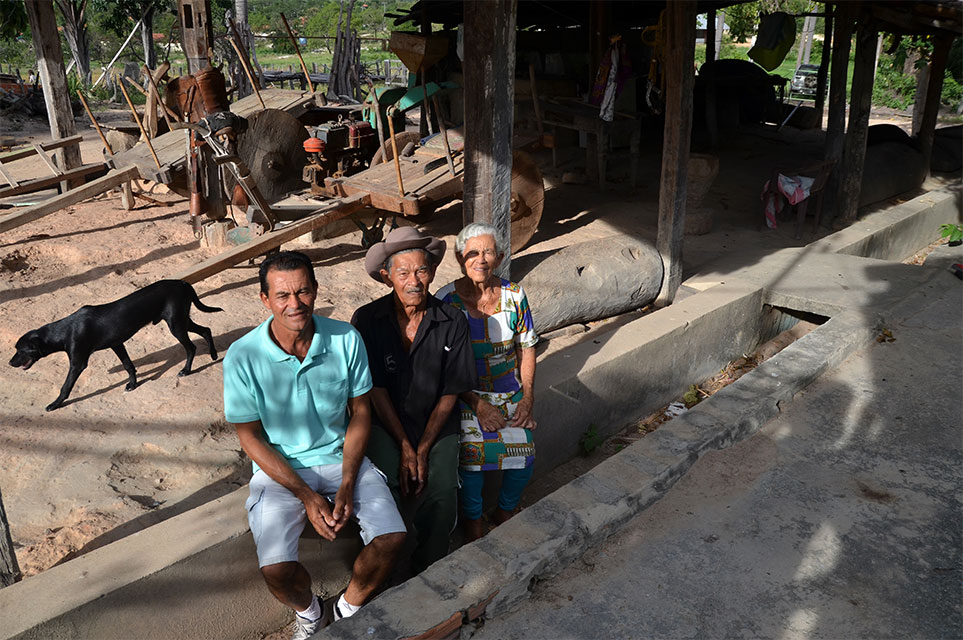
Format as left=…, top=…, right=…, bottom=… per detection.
left=533, top=280, right=766, bottom=473
left=321, top=311, right=881, bottom=639
left=811, top=190, right=959, bottom=262
left=1, top=487, right=360, bottom=640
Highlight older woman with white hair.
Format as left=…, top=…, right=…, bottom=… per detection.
left=435, top=222, right=538, bottom=542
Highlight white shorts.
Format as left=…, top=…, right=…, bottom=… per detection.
left=245, top=457, right=406, bottom=568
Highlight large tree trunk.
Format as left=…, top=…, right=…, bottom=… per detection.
left=55, top=0, right=91, bottom=84
left=141, top=3, right=156, bottom=69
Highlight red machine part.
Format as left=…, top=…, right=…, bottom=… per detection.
left=304, top=136, right=325, bottom=154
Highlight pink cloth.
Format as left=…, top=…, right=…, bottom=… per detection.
left=762, top=173, right=815, bottom=229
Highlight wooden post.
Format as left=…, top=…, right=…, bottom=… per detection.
left=462, top=0, right=517, bottom=278
left=654, top=0, right=697, bottom=308
left=706, top=8, right=716, bottom=63
left=177, top=0, right=226, bottom=222
left=823, top=3, right=854, bottom=215
left=715, top=10, right=725, bottom=59
left=24, top=0, right=82, bottom=192
left=1, top=486, right=21, bottom=587
left=835, top=15, right=877, bottom=225
left=814, top=6, right=833, bottom=120
left=916, top=35, right=952, bottom=177
left=177, top=0, right=214, bottom=74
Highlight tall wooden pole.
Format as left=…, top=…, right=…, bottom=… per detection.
left=835, top=13, right=877, bottom=225
left=814, top=6, right=833, bottom=120
left=823, top=3, right=855, bottom=217
left=177, top=0, right=214, bottom=73
left=0, top=486, right=22, bottom=587
left=462, top=0, right=517, bottom=278
left=24, top=0, right=82, bottom=191
left=177, top=0, right=227, bottom=222
left=706, top=9, right=716, bottom=64
left=916, top=35, right=952, bottom=178
left=654, top=0, right=697, bottom=308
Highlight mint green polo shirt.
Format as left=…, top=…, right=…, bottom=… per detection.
left=223, top=314, right=373, bottom=470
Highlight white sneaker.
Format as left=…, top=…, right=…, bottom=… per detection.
left=291, top=607, right=329, bottom=640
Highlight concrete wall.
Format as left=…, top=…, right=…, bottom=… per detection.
left=532, top=281, right=764, bottom=474
left=812, top=190, right=959, bottom=261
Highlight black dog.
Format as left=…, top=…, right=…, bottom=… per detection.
left=9, top=280, right=222, bottom=411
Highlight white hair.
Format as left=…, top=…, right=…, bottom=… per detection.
left=455, top=222, right=504, bottom=255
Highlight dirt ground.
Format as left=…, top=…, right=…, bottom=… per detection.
left=0, top=102, right=947, bottom=579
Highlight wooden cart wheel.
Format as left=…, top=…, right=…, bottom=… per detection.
left=509, top=150, right=545, bottom=253
left=370, top=131, right=421, bottom=166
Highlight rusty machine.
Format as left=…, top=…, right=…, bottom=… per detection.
left=302, top=117, right=379, bottom=194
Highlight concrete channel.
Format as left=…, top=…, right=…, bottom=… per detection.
left=0, top=190, right=957, bottom=639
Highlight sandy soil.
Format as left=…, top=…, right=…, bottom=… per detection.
left=0, top=101, right=943, bottom=579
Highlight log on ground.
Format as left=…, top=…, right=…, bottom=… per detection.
left=519, top=234, right=663, bottom=335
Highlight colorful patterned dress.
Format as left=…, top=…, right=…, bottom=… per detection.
left=436, top=279, right=538, bottom=471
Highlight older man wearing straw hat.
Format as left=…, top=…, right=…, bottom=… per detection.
left=351, top=227, right=478, bottom=575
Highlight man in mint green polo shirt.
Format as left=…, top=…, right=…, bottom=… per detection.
left=223, top=251, right=405, bottom=638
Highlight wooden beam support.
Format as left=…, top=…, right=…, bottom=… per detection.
left=0, top=135, right=84, bottom=164
left=462, top=0, right=517, bottom=278
left=823, top=2, right=856, bottom=216
left=0, top=167, right=138, bottom=235
left=814, top=5, right=833, bottom=118
left=654, top=0, right=697, bottom=308
left=177, top=0, right=214, bottom=73
left=706, top=8, right=717, bottom=63
left=835, top=14, right=878, bottom=225
left=23, top=0, right=82, bottom=191
left=916, top=35, right=953, bottom=177
left=0, top=486, right=22, bottom=587
left=173, top=193, right=371, bottom=284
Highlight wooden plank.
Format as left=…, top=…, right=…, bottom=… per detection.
left=835, top=17, right=877, bottom=225
left=32, top=144, right=62, bottom=177
left=24, top=0, right=81, bottom=188
left=654, top=0, right=697, bottom=308
left=0, top=163, right=19, bottom=188
left=462, top=0, right=517, bottom=277
left=0, top=167, right=138, bottom=234
left=0, top=162, right=105, bottom=198
left=0, top=134, right=83, bottom=163
left=173, top=193, right=371, bottom=284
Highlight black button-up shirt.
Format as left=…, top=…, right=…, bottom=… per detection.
left=351, top=292, right=478, bottom=447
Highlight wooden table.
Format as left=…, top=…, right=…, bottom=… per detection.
left=541, top=99, right=640, bottom=191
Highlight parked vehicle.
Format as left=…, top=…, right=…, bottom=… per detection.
left=790, top=63, right=820, bottom=99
